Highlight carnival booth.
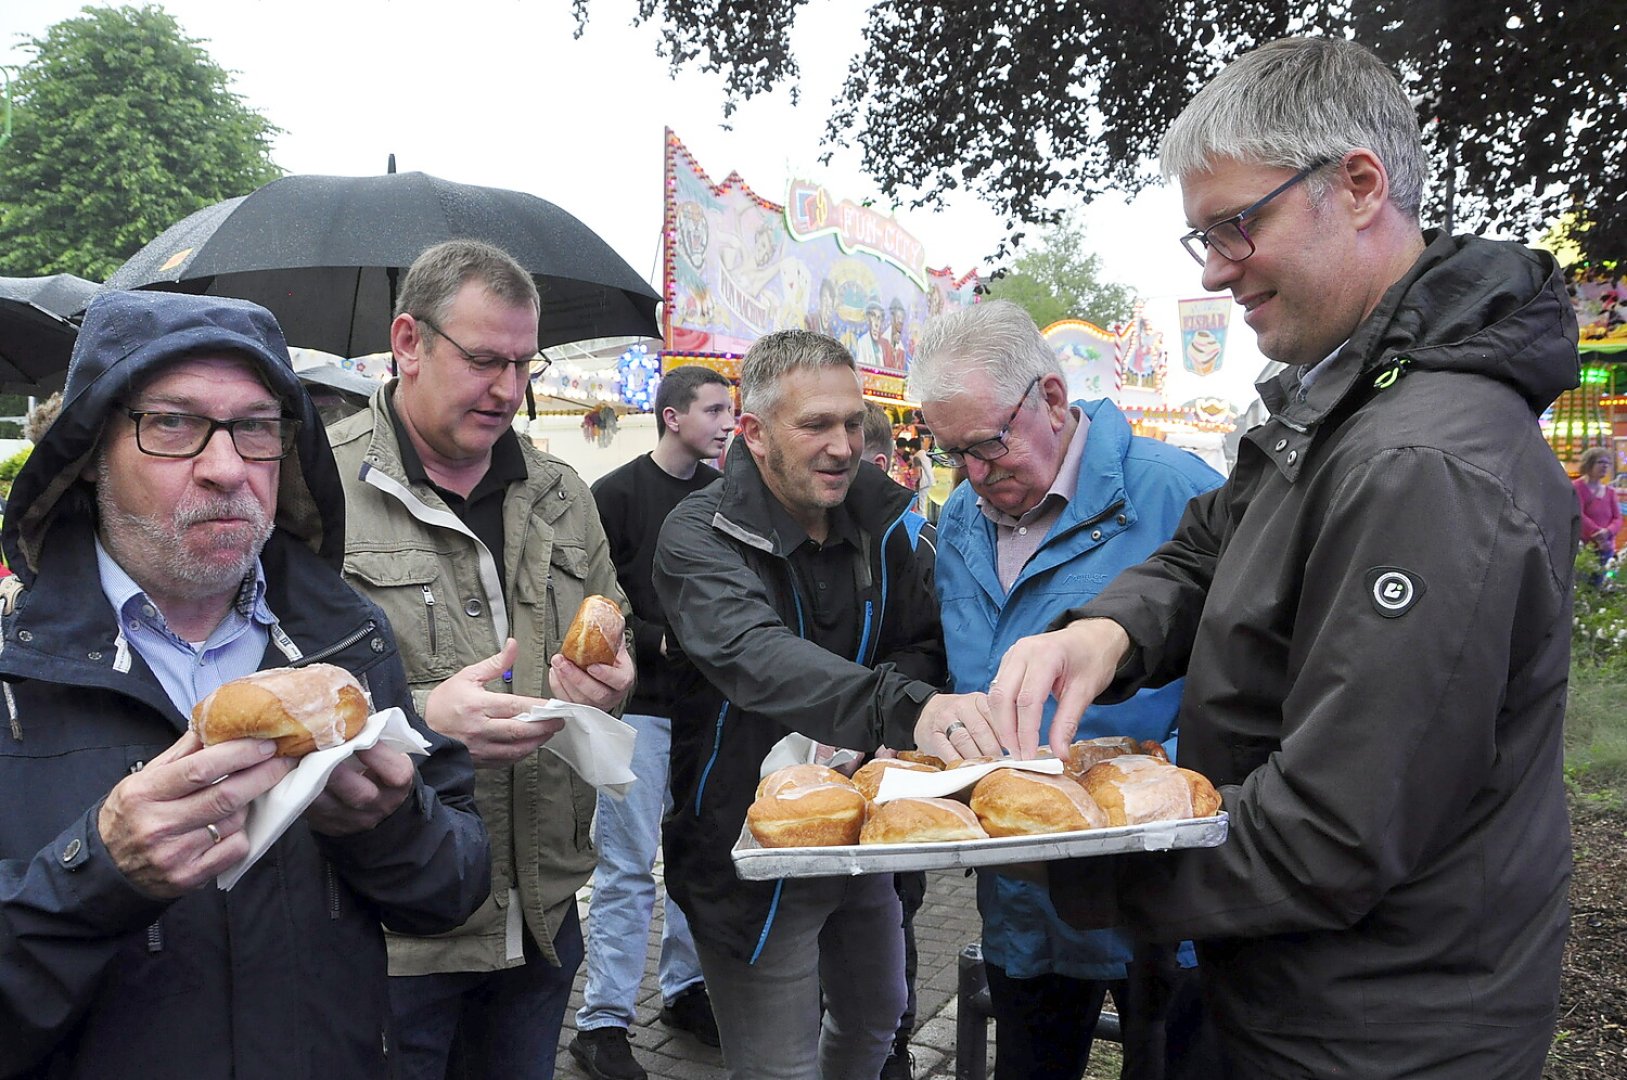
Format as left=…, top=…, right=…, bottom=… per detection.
left=1543, top=268, right=1627, bottom=477
left=657, top=128, right=980, bottom=432
left=1041, top=303, right=1239, bottom=474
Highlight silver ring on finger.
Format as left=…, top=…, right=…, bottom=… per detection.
left=944, top=720, right=968, bottom=739
left=205, top=822, right=223, bottom=845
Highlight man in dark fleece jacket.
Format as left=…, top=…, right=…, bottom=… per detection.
left=980, top=37, right=1579, bottom=1079
left=569, top=365, right=734, bottom=1080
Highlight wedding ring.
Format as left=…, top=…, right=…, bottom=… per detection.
left=205, top=822, right=223, bottom=845
left=944, top=721, right=968, bottom=739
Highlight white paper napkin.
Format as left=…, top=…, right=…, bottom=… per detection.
left=526, top=701, right=638, bottom=799
left=873, top=756, right=1064, bottom=803
left=217, top=707, right=432, bottom=890
left=757, top=733, right=863, bottom=778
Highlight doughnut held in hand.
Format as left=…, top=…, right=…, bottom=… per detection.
left=561, top=594, right=625, bottom=668
left=191, top=663, right=368, bottom=758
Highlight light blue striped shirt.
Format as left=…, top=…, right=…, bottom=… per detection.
left=95, top=538, right=275, bottom=715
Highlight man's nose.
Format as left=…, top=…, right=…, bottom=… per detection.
left=193, top=426, right=251, bottom=483
left=964, top=454, right=994, bottom=485
left=1200, top=247, right=1242, bottom=294
left=488, top=364, right=525, bottom=402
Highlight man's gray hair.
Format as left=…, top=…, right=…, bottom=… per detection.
left=1160, top=36, right=1426, bottom=219
left=740, top=329, right=856, bottom=418
left=395, top=239, right=540, bottom=326
left=910, top=300, right=1063, bottom=406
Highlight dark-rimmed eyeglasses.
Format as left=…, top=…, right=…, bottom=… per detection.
left=123, top=408, right=300, bottom=461
left=1179, top=158, right=1335, bottom=266
left=420, top=316, right=550, bottom=378
left=927, top=376, right=1042, bottom=468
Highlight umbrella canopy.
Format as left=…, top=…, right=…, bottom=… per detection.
left=0, top=274, right=100, bottom=393
left=103, top=172, right=661, bottom=357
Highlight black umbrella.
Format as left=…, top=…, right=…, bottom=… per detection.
left=0, top=274, right=100, bottom=393
left=103, top=172, right=661, bottom=357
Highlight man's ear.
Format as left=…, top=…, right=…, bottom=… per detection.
left=1039, top=373, right=1071, bottom=428
left=390, top=313, right=424, bottom=378
left=1338, top=149, right=1390, bottom=230
left=738, top=411, right=768, bottom=459
left=661, top=405, right=679, bottom=436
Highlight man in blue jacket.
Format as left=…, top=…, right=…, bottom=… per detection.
left=912, top=300, right=1222, bottom=1080
left=0, top=290, right=490, bottom=1079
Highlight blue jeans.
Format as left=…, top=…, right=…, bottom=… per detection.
left=576, top=712, right=704, bottom=1031
left=388, top=902, right=584, bottom=1080
left=695, top=872, right=905, bottom=1080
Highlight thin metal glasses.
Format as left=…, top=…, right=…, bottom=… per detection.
left=1179, top=158, right=1334, bottom=266
left=421, top=316, right=550, bottom=378
left=927, top=376, right=1042, bottom=468
left=123, top=408, right=300, bottom=460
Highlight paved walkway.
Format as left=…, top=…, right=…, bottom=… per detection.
left=555, top=863, right=986, bottom=1079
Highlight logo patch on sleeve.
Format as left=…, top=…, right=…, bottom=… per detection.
left=1365, top=566, right=1426, bottom=618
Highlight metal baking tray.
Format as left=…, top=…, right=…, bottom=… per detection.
left=731, top=812, right=1228, bottom=880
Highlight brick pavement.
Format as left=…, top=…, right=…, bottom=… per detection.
left=555, top=863, right=988, bottom=1080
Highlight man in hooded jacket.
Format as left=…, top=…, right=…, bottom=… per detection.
left=0, top=290, right=490, bottom=1080
left=977, top=37, right=1580, bottom=1079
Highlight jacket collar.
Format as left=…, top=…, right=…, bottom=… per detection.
left=1246, top=231, right=1579, bottom=483
left=712, top=445, right=912, bottom=557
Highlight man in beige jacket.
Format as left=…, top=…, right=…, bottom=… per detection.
left=328, top=239, right=634, bottom=1079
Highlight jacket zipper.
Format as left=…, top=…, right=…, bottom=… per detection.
left=146, top=919, right=163, bottom=953
left=421, top=585, right=438, bottom=655
left=695, top=701, right=729, bottom=814
left=294, top=620, right=378, bottom=668
left=325, top=860, right=341, bottom=920
left=1079, top=498, right=1128, bottom=531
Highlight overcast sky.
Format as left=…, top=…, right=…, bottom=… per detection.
left=1, top=0, right=1275, bottom=408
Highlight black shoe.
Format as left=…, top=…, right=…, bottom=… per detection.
left=880, top=1047, right=915, bottom=1080
left=660, top=984, right=721, bottom=1047
left=568, top=1026, right=647, bottom=1080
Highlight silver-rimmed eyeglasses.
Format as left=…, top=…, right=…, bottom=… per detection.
left=421, top=316, right=550, bottom=378
left=123, top=408, right=300, bottom=461
left=1179, top=158, right=1334, bottom=266
left=927, top=375, right=1042, bottom=468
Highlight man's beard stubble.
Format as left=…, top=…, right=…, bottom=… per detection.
left=95, top=457, right=274, bottom=600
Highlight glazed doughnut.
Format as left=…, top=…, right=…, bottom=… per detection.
left=969, top=768, right=1109, bottom=836
left=1062, top=737, right=1169, bottom=782
left=747, top=765, right=867, bottom=848
left=1078, top=755, right=1222, bottom=826
left=191, top=663, right=368, bottom=758
left=561, top=594, right=625, bottom=668
left=860, top=797, right=988, bottom=844
left=852, top=757, right=940, bottom=801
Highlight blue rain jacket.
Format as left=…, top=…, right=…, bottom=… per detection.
left=935, top=398, right=1221, bottom=979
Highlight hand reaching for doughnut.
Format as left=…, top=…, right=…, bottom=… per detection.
left=912, top=692, right=1001, bottom=762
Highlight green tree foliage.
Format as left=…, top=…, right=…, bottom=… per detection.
left=0, top=5, right=281, bottom=280
left=984, top=217, right=1136, bottom=330
left=579, top=1, right=1626, bottom=264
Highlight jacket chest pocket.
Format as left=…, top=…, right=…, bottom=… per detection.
left=344, top=551, right=458, bottom=685
left=517, top=542, right=591, bottom=656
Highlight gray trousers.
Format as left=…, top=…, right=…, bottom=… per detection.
left=695, top=872, right=906, bottom=1080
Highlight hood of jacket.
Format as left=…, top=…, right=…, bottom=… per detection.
left=713, top=440, right=914, bottom=557
left=1, top=290, right=344, bottom=583
left=1261, top=231, right=1579, bottom=427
